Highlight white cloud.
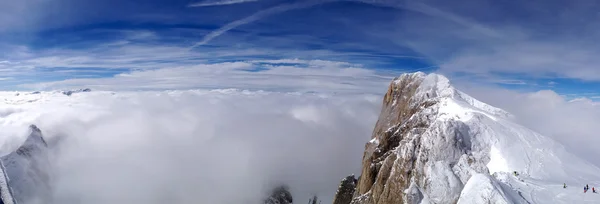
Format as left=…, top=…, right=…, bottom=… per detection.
left=458, top=84, right=600, bottom=167
left=21, top=59, right=396, bottom=94
left=0, top=90, right=382, bottom=203
left=188, top=0, right=259, bottom=7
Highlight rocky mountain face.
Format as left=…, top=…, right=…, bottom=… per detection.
left=0, top=125, right=52, bottom=204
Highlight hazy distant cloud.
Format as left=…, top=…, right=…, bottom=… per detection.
left=489, top=79, right=527, bottom=85
left=188, top=0, right=259, bottom=7
left=22, top=59, right=396, bottom=94
left=0, top=90, right=381, bottom=203
left=0, top=30, right=405, bottom=92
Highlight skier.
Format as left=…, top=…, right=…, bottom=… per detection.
left=594, top=187, right=596, bottom=193
left=563, top=183, right=566, bottom=188
left=584, top=186, right=587, bottom=193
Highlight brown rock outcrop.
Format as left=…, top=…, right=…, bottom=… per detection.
left=343, top=72, right=484, bottom=204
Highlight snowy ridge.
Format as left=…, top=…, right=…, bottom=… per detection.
left=424, top=73, right=600, bottom=203
left=410, top=72, right=512, bottom=119
left=0, top=125, right=51, bottom=204
left=411, top=73, right=600, bottom=181
left=351, top=72, right=600, bottom=204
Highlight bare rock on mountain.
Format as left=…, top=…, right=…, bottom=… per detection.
left=264, top=185, right=293, bottom=204
left=347, top=72, right=496, bottom=204
left=338, top=71, right=600, bottom=203
left=332, top=175, right=357, bottom=204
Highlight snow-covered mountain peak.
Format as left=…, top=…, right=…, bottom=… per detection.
left=390, top=72, right=511, bottom=120
left=344, top=72, right=600, bottom=204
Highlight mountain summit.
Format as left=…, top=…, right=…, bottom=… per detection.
left=339, top=72, right=600, bottom=204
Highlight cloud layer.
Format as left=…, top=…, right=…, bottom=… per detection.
left=0, top=90, right=381, bottom=204
left=21, top=58, right=397, bottom=94
left=3, top=74, right=600, bottom=203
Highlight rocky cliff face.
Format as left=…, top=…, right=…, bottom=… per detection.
left=343, top=72, right=499, bottom=204
left=0, top=125, right=52, bottom=204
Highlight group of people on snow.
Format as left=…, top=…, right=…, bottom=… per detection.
left=583, top=184, right=596, bottom=193
left=562, top=183, right=596, bottom=193
left=519, top=172, right=598, bottom=194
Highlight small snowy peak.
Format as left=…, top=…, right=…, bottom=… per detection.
left=264, top=185, right=293, bottom=204
left=390, top=72, right=511, bottom=120
left=415, top=73, right=511, bottom=119
left=62, top=88, right=92, bottom=96
left=1, top=124, right=52, bottom=204
left=23, top=125, right=47, bottom=147
left=391, top=72, right=426, bottom=86
left=415, top=73, right=456, bottom=100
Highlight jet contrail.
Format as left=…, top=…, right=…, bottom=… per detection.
left=188, top=0, right=259, bottom=7
left=190, top=0, right=498, bottom=48
left=190, top=0, right=335, bottom=49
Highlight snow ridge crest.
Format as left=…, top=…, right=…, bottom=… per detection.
left=393, top=72, right=512, bottom=119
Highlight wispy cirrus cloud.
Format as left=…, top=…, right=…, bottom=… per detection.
left=190, top=0, right=336, bottom=48
left=188, top=0, right=259, bottom=7
left=2, top=0, right=599, bottom=97
left=364, top=0, right=600, bottom=82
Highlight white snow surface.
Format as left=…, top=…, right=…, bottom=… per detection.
left=457, top=174, right=527, bottom=204
left=388, top=72, right=600, bottom=203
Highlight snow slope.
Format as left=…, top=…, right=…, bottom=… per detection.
left=422, top=73, right=600, bottom=203
left=457, top=174, right=527, bottom=204
left=352, top=72, right=600, bottom=204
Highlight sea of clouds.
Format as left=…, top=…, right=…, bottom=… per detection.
left=0, top=90, right=381, bottom=204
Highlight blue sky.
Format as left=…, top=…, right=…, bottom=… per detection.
left=1, top=0, right=600, bottom=97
